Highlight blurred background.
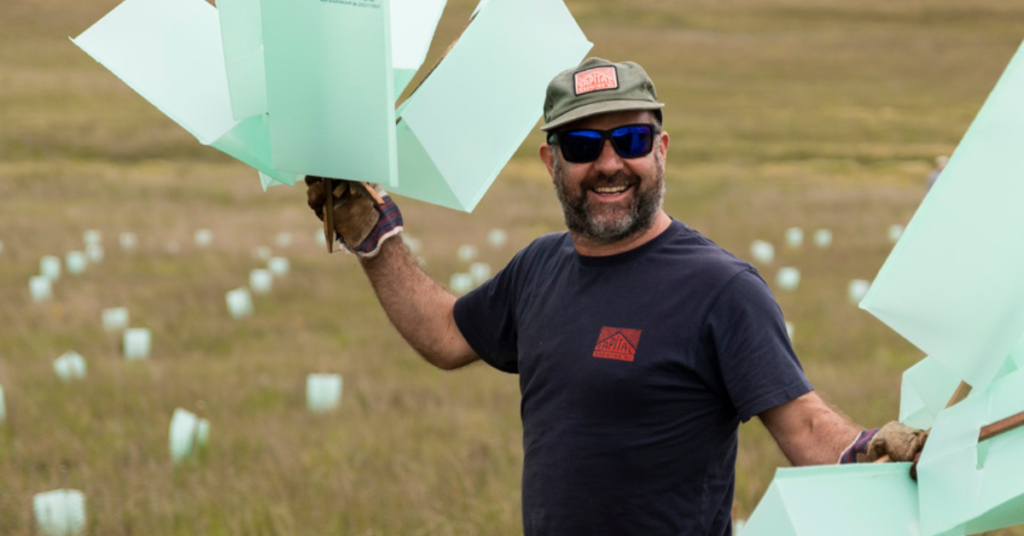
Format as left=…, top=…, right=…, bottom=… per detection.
left=3, top=0, right=1024, bottom=533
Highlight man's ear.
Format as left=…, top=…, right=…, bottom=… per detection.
left=657, top=130, right=670, bottom=164
left=540, top=142, right=556, bottom=179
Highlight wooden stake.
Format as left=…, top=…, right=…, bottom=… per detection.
left=323, top=178, right=337, bottom=253
left=351, top=181, right=385, bottom=205
left=979, top=410, right=1024, bottom=442
left=321, top=179, right=383, bottom=253
left=946, top=381, right=971, bottom=408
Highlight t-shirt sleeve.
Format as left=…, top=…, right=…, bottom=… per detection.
left=702, top=268, right=813, bottom=421
left=452, top=253, right=524, bottom=374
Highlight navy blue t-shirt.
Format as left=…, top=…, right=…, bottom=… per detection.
left=453, top=220, right=813, bottom=536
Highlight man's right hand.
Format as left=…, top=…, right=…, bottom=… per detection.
left=305, top=176, right=404, bottom=258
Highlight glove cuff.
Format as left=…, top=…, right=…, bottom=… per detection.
left=838, top=428, right=879, bottom=464
left=339, top=194, right=404, bottom=258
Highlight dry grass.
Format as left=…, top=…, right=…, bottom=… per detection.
left=2, top=0, right=1024, bottom=533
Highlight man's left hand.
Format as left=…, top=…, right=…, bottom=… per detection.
left=839, top=421, right=926, bottom=464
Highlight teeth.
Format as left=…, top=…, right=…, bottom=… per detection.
left=594, top=185, right=627, bottom=194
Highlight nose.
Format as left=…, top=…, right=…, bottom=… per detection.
left=592, top=138, right=625, bottom=175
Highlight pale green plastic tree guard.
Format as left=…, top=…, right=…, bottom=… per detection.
left=225, top=287, right=254, bottom=319
left=268, top=256, right=290, bottom=277
left=215, top=0, right=446, bottom=187
left=122, top=328, right=151, bottom=360
left=101, top=307, right=129, bottom=332
left=899, top=352, right=1023, bottom=430
left=212, top=114, right=302, bottom=188
left=85, top=243, right=104, bottom=263
left=215, top=0, right=444, bottom=117
left=54, top=351, right=87, bottom=382
left=875, top=39, right=1024, bottom=536
left=260, top=0, right=398, bottom=185
left=33, top=489, right=86, bottom=536
left=860, top=40, right=1024, bottom=392
left=747, top=40, right=1024, bottom=536
left=83, top=230, right=101, bottom=246
left=249, top=268, right=272, bottom=295
left=73, top=0, right=590, bottom=210
left=215, top=0, right=266, bottom=120
left=916, top=366, right=1024, bottom=535
left=40, top=255, right=61, bottom=281
left=899, top=356, right=962, bottom=430
left=306, top=374, right=343, bottom=412
left=30, top=275, right=53, bottom=302
left=71, top=0, right=234, bottom=144
left=71, top=0, right=301, bottom=188
left=65, top=251, right=87, bottom=275
left=169, top=408, right=209, bottom=463
left=390, top=0, right=592, bottom=211
left=741, top=463, right=928, bottom=536
left=390, top=0, right=448, bottom=96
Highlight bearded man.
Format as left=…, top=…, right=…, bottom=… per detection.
left=306, top=57, right=924, bottom=536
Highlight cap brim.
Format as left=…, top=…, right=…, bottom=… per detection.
left=541, top=100, right=665, bottom=131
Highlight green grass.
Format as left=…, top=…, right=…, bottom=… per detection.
left=2, top=0, right=1024, bottom=533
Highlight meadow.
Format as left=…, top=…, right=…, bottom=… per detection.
left=2, top=0, right=1024, bottom=533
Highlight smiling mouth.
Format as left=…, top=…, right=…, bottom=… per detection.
left=591, top=184, right=631, bottom=195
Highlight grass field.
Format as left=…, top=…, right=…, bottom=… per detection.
left=3, top=0, right=1024, bottom=533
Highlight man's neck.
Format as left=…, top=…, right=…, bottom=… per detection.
left=571, top=211, right=673, bottom=257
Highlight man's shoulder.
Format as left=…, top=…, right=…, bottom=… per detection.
left=515, top=231, right=574, bottom=264
left=488, top=232, right=573, bottom=286
left=527, top=230, right=573, bottom=249
left=660, top=221, right=755, bottom=279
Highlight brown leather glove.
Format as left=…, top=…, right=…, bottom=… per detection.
left=839, top=421, right=927, bottom=464
left=861, top=421, right=927, bottom=463
left=305, top=176, right=379, bottom=249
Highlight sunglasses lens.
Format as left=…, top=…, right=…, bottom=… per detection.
left=560, top=130, right=604, bottom=163
left=556, top=125, right=656, bottom=163
left=610, top=125, right=654, bottom=158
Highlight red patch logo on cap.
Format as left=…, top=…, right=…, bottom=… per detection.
left=574, top=66, right=618, bottom=96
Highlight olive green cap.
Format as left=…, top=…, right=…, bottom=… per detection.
left=541, top=57, right=665, bottom=132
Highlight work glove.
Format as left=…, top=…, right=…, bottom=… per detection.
left=839, top=421, right=927, bottom=464
left=305, top=176, right=404, bottom=258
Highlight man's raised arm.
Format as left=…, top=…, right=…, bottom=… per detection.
left=306, top=177, right=480, bottom=370
left=360, top=239, right=480, bottom=370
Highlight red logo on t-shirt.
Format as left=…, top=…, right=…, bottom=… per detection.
left=593, top=327, right=642, bottom=362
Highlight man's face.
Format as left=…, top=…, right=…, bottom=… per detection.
left=542, top=110, right=669, bottom=246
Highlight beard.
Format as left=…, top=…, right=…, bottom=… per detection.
left=553, top=153, right=665, bottom=246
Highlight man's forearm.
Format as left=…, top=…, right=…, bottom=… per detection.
left=358, top=238, right=478, bottom=369
left=787, top=402, right=861, bottom=465
left=760, top=392, right=862, bottom=466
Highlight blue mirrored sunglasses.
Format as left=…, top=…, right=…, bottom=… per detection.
left=548, top=123, right=658, bottom=163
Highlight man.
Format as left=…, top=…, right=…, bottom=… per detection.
left=306, top=58, right=924, bottom=535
